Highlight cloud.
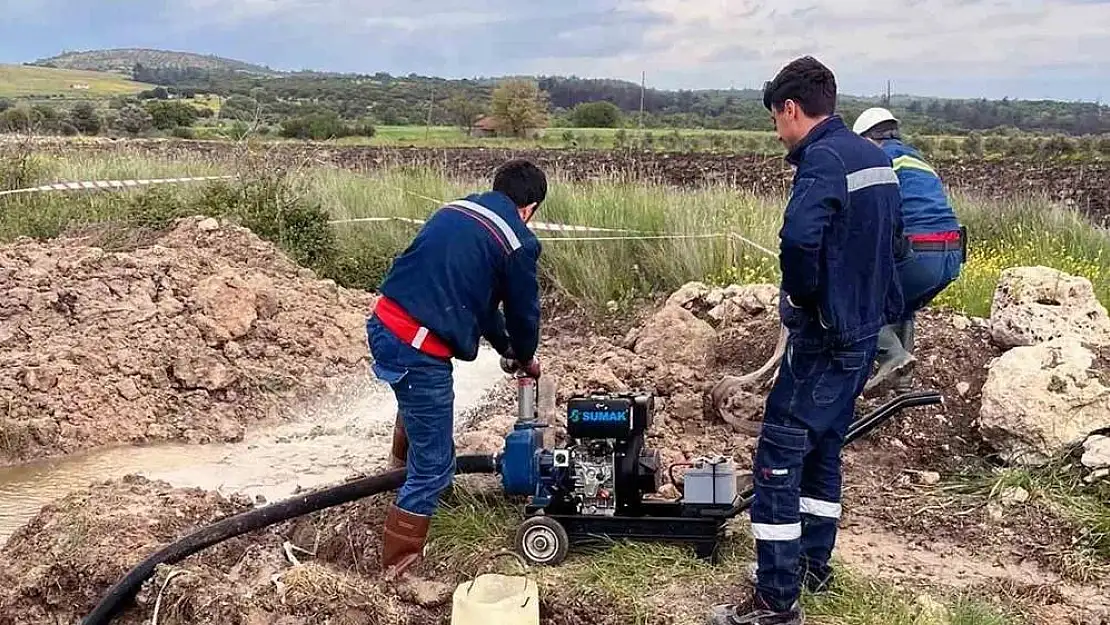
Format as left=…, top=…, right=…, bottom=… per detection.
left=0, top=0, right=1107, bottom=100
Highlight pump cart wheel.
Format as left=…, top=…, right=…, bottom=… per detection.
left=515, top=516, right=569, bottom=566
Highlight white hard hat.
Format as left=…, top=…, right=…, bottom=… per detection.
left=853, top=107, right=899, bottom=135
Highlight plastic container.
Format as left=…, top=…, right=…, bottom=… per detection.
left=451, top=553, right=539, bottom=625
left=682, top=456, right=739, bottom=505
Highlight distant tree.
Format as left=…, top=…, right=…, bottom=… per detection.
left=115, top=104, right=154, bottom=136
left=443, top=93, right=485, bottom=133
left=0, top=99, right=12, bottom=113
left=571, top=101, right=622, bottom=128
left=962, top=131, right=983, bottom=157
left=489, top=79, right=550, bottom=137
left=145, top=100, right=199, bottom=130
left=69, top=102, right=102, bottom=135
left=280, top=111, right=345, bottom=140
left=983, top=135, right=1007, bottom=156
left=1099, top=135, right=1110, bottom=158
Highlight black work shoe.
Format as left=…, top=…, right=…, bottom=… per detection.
left=707, top=594, right=805, bottom=625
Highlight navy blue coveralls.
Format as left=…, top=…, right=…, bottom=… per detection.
left=751, top=116, right=904, bottom=611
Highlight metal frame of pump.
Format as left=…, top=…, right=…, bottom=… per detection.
left=494, top=366, right=944, bottom=567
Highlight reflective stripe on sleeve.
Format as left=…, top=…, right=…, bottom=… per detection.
left=892, top=155, right=938, bottom=175
left=846, top=166, right=899, bottom=193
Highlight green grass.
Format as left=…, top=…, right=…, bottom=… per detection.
left=0, top=64, right=152, bottom=99
left=939, top=457, right=1110, bottom=582
left=427, top=485, right=1023, bottom=625
left=2, top=150, right=1107, bottom=317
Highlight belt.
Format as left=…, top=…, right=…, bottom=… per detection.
left=373, top=297, right=453, bottom=360
left=907, top=229, right=962, bottom=252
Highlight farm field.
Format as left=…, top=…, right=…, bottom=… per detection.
left=0, top=64, right=153, bottom=99
left=0, top=139, right=1107, bottom=625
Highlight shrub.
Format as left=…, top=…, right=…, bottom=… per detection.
left=198, top=173, right=338, bottom=270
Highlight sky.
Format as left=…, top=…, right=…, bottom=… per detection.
left=1, top=0, right=1108, bottom=101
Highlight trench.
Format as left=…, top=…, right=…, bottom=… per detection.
left=0, top=347, right=505, bottom=546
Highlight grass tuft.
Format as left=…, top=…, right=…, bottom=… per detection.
left=941, top=455, right=1110, bottom=581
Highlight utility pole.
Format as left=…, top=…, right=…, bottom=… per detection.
left=885, top=80, right=892, bottom=107
left=425, top=83, right=435, bottom=140
left=639, top=71, right=646, bottom=130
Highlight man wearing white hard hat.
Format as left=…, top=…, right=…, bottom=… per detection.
left=853, top=107, right=965, bottom=396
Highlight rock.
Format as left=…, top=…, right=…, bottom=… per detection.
left=582, top=364, right=629, bottom=393
left=665, top=282, right=711, bottom=309
left=1000, top=486, right=1030, bottom=506
left=912, top=470, right=942, bottom=486
left=980, top=338, right=1110, bottom=463
left=397, top=578, right=452, bottom=608
left=197, top=217, right=220, bottom=231
left=667, top=393, right=704, bottom=422
left=21, top=367, right=58, bottom=391
left=986, top=502, right=1005, bottom=522
left=1085, top=468, right=1110, bottom=484
left=657, top=483, right=681, bottom=499
left=115, top=378, right=142, bottom=401
left=951, top=315, right=972, bottom=331
left=989, top=266, right=1110, bottom=349
left=956, top=382, right=971, bottom=397
left=707, top=284, right=780, bottom=325
left=172, top=355, right=238, bottom=391
left=192, top=273, right=259, bottom=343
left=634, top=304, right=717, bottom=373
left=1081, top=435, right=1110, bottom=469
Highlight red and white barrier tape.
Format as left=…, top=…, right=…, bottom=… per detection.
left=0, top=175, right=778, bottom=258
left=0, top=176, right=235, bottom=197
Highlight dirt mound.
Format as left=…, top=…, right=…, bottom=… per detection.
left=0, top=475, right=620, bottom=625
left=0, top=474, right=255, bottom=625
left=0, top=216, right=375, bottom=466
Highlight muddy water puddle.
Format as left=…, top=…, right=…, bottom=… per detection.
left=0, top=348, right=504, bottom=545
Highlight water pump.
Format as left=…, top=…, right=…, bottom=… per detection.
left=494, top=360, right=944, bottom=566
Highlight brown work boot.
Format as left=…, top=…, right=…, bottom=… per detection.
left=381, top=504, right=430, bottom=581
left=389, top=412, right=408, bottom=470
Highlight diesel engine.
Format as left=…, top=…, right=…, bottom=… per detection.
left=502, top=392, right=663, bottom=516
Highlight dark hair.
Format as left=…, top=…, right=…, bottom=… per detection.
left=493, top=158, right=547, bottom=209
left=762, top=56, right=837, bottom=117
left=863, top=119, right=901, bottom=141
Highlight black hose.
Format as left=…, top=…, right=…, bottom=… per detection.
left=701, top=389, right=944, bottom=519
left=82, top=453, right=499, bottom=625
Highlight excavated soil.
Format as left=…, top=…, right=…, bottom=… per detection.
left=23, top=139, right=1110, bottom=224
left=0, top=475, right=620, bottom=625
left=0, top=216, right=375, bottom=466
left=1, top=285, right=1107, bottom=624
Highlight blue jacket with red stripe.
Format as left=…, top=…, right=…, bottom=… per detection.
left=378, top=191, right=541, bottom=363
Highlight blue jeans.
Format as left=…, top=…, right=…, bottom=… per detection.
left=750, top=334, right=878, bottom=611
left=898, top=248, right=963, bottom=320
left=366, top=316, right=455, bottom=517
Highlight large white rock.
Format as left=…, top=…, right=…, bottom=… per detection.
left=1082, top=435, right=1110, bottom=469
left=989, top=266, right=1110, bottom=349
left=980, top=337, right=1110, bottom=463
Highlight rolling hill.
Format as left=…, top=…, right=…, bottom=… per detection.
left=0, top=64, right=153, bottom=99
left=33, top=49, right=278, bottom=76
